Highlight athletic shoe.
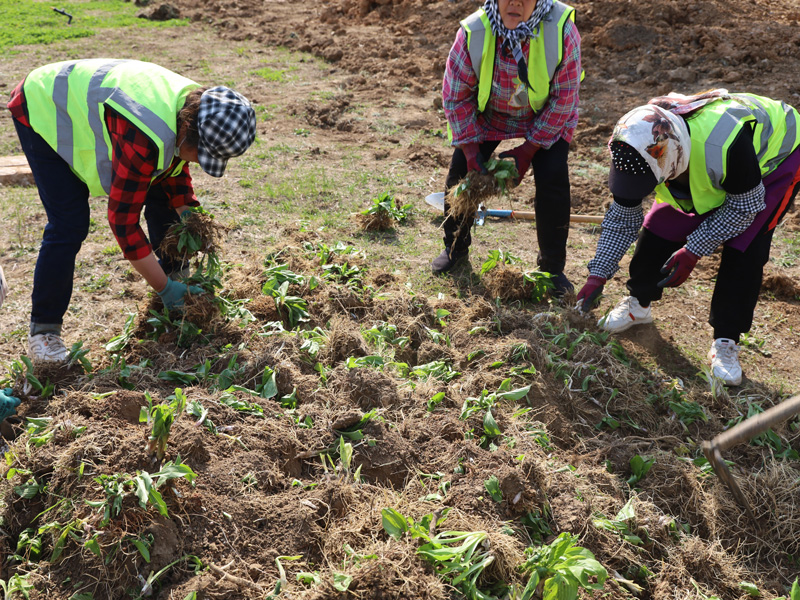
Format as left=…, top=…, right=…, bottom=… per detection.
left=598, top=296, right=653, bottom=333
left=28, top=333, right=69, bottom=364
left=708, top=338, right=742, bottom=386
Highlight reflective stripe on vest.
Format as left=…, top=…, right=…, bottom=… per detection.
left=654, top=94, right=800, bottom=214
left=24, top=59, right=197, bottom=195
left=461, top=2, right=575, bottom=114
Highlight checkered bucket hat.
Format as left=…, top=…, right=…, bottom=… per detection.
left=197, top=86, right=257, bottom=177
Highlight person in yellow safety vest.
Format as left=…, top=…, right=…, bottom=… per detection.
left=576, top=90, right=800, bottom=386
left=7, top=59, right=257, bottom=364
left=432, top=0, right=582, bottom=298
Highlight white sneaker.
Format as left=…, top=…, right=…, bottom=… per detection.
left=598, top=296, right=653, bottom=333
left=28, top=333, right=69, bottom=364
left=708, top=338, right=742, bottom=386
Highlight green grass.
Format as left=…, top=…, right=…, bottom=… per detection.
left=251, top=65, right=297, bottom=82
left=0, top=0, right=186, bottom=53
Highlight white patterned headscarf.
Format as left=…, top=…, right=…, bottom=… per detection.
left=610, top=89, right=731, bottom=184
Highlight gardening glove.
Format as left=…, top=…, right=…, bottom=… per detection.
left=499, top=140, right=539, bottom=186
left=0, top=264, right=8, bottom=308
left=0, top=388, right=21, bottom=421
left=657, top=248, right=699, bottom=288
left=157, top=278, right=204, bottom=310
left=575, top=275, right=606, bottom=313
left=460, top=143, right=487, bottom=174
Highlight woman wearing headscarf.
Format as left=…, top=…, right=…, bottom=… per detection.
left=577, top=90, right=800, bottom=385
left=431, top=0, right=582, bottom=297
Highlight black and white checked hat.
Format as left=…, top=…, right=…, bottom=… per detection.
left=197, top=86, right=257, bottom=177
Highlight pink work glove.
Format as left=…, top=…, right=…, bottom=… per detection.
left=499, top=140, right=539, bottom=185
left=658, top=248, right=699, bottom=288
left=576, top=275, right=606, bottom=313
left=460, top=143, right=487, bottom=173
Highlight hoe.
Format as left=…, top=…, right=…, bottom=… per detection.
left=702, top=393, right=800, bottom=528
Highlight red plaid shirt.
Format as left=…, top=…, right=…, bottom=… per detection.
left=442, top=18, right=581, bottom=148
left=8, top=80, right=199, bottom=261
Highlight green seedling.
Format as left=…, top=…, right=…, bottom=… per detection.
left=453, top=158, right=518, bottom=198
left=322, top=262, right=363, bottom=289
left=397, top=360, right=460, bottom=383
left=302, top=240, right=358, bottom=266
left=480, top=249, right=521, bottom=275
left=461, top=380, right=531, bottom=420
left=297, top=571, right=322, bottom=587
left=0, top=573, right=33, bottom=599
left=67, top=341, right=93, bottom=373
left=363, top=322, right=410, bottom=351
left=105, top=313, right=137, bottom=352
left=265, top=281, right=309, bottom=328
left=361, top=191, right=413, bottom=223
left=427, top=392, right=446, bottom=412
left=89, top=458, right=196, bottom=527
left=627, top=454, right=655, bottom=486
left=520, top=509, right=553, bottom=546
left=137, top=555, right=202, bottom=600
left=262, top=262, right=306, bottom=288
left=522, top=270, right=555, bottom=302
left=299, top=327, right=328, bottom=361
left=6, top=355, right=54, bottom=398
left=229, top=365, right=278, bottom=399
left=144, top=388, right=188, bottom=461
left=517, top=532, right=607, bottom=600
left=484, top=475, right=503, bottom=502
left=726, top=401, right=800, bottom=460
left=146, top=308, right=204, bottom=348
left=592, top=498, right=647, bottom=545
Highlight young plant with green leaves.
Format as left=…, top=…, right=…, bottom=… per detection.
left=360, top=191, right=413, bottom=224
left=382, top=508, right=496, bottom=600
left=460, top=379, right=531, bottom=420
left=480, top=249, right=521, bottom=275
left=592, top=498, right=648, bottom=546
left=516, top=532, right=607, bottom=600
left=141, top=388, right=188, bottom=461
left=89, top=458, right=197, bottom=527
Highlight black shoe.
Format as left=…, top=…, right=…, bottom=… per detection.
left=431, top=248, right=468, bottom=274
left=549, top=272, right=574, bottom=297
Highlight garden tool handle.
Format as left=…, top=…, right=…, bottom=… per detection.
left=703, top=394, right=800, bottom=453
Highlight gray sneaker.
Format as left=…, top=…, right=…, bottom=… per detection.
left=28, top=333, right=69, bottom=364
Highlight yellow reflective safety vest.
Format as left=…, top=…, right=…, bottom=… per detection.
left=461, top=2, right=578, bottom=114
left=655, top=93, right=800, bottom=214
left=23, top=59, right=199, bottom=196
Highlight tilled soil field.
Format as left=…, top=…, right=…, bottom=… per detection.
left=1, top=1, right=800, bottom=599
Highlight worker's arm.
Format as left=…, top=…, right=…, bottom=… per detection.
left=586, top=197, right=645, bottom=279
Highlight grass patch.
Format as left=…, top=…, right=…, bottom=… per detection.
left=0, top=0, right=186, bottom=53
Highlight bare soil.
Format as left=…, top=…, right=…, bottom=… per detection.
left=1, top=1, right=800, bottom=599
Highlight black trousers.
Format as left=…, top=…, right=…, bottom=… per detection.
left=441, top=138, right=571, bottom=274
left=626, top=227, right=775, bottom=342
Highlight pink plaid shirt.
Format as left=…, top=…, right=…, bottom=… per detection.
left=442, top=18, right=581, bottom=149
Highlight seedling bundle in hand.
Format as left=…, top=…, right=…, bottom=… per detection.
left=445, top=158, right=518, bottom=223
left=159, top=206, right=224, bottom=263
